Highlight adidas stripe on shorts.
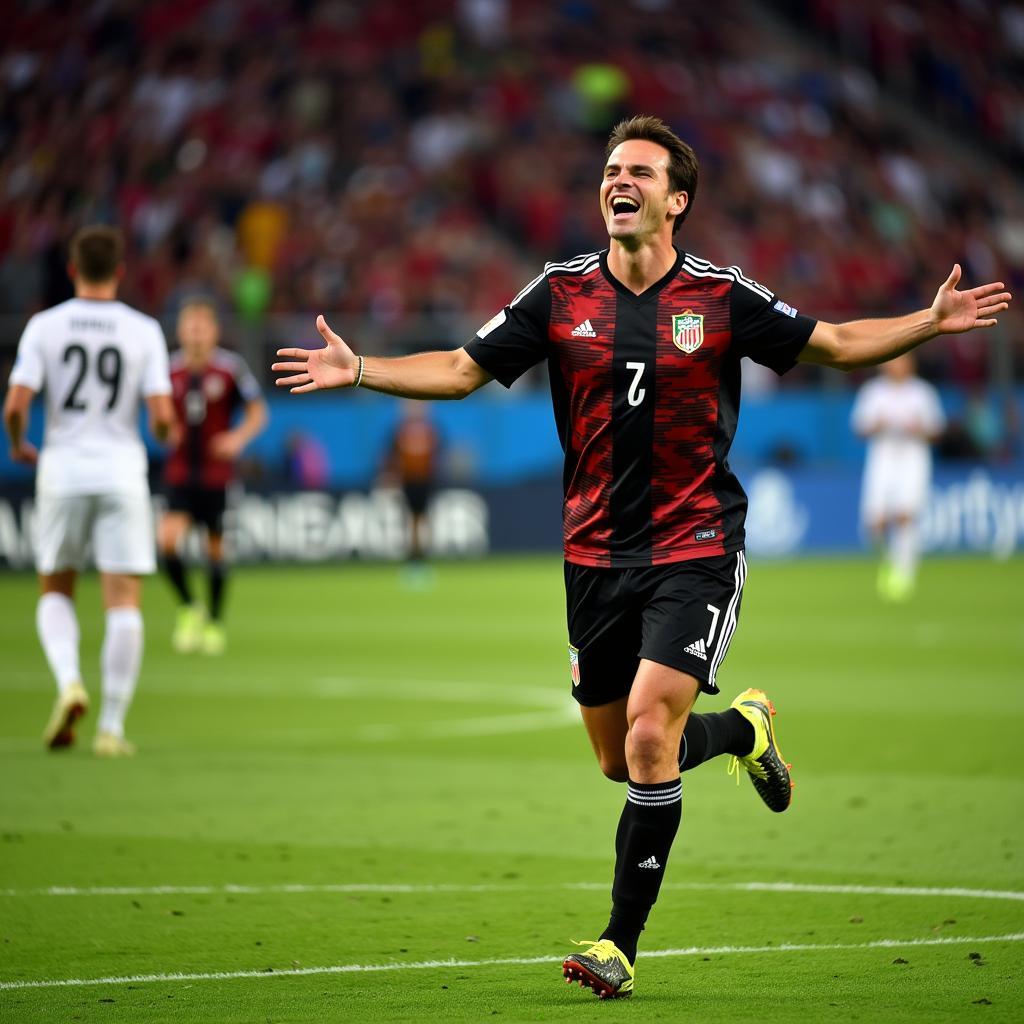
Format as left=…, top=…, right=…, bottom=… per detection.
left=564, top=552, right=747, bottom=706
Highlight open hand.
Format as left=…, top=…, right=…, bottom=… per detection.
left=272, top=315, right=359, bottom=393
left=931, top=265, right=1011, bottom=334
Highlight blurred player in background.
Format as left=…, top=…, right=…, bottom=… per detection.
left=2, top=225, right=173, bottom=756
left=851, top=354, right=945, bottom=601
left=382, top=401, right=440, bottom=586
left=273, top=115, right=1011, bottom=999
left=158, top=298, right=267, bottom=655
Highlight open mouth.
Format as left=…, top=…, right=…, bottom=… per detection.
left=610, top=195, right=640, bottom=218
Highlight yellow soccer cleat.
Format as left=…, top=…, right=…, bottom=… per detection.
left=172, top=604, right=205, bottom=653
left=883, top=567, right=915, bottom=602
left=42, top=681, right=89, bottom=750
left=562, top=939, right=634, bottom=999
left=200, top=622, right=226, bottom=656
left=727, top=688, right=793, bottom=812
left=92, top=731, right=137, bottom=758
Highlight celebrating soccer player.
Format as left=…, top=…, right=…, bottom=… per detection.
left=3, top=225, right=174, bottom=756
left=272, top=115, right=1011, bottom=999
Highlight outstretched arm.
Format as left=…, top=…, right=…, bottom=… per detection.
left=799, top=265, right=1012, bottom=371
left=273, top=315, right=492, bottom=400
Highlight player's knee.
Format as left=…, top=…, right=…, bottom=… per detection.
left=157, top=525, right=180, bottom=553
left=626, top=714, right=676, bottom=773
left=598, top=753, right=629, bottom=782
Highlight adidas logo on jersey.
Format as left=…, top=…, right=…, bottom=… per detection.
left=683, top=638, right=708, bottom=661
left=638, top=856, right=661, bottom=870
left=570, top=319, right=597, bottom=337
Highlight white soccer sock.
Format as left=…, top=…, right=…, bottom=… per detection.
left=890, top=521, right=920, bottom=581
left=35, top=593, right=82, bottom=693
left=98, top=606, right=144, bottom=739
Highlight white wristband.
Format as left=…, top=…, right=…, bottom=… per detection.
left=352, top=354, right=364, bottom=389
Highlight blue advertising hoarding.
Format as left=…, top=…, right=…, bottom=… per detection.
left=0, top=466, right=1021, bottom=567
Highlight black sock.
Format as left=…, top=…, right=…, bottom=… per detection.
left=678, top=710, right=754, bottom=772
left=599, top=778, right=682, bottom=964
left=208, top=561, right=227, bottom=621
left=164, top=554, right=192, bottom=605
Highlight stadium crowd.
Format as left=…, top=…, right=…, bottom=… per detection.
left=0, top=0, right=1021, bottom=397
left=774, top=0, right=1024, bottom=166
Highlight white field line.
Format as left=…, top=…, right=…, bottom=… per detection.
left=3, top=880, right=1023, bottom=902
left=0, top=674, right=576, bottom=743
left=314, top=676, right=576, bottom=741
left=2, top=932, right=1022, bottom=992
left=0, top=674, right=568, bottom=709
left=358, top=706, right=578, bottom=742
left=313, top=677, right=566, bottom=709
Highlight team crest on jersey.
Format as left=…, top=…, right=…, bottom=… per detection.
left=204, top=375, right=226, bottom=400
left=672, top=310, right=704, bottom=354
left=568, top=643, right=580, bottom=687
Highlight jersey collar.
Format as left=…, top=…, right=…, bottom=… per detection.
left=599, top=246, right=684, bottom=304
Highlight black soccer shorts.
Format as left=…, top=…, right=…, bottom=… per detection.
left=402, top=481, right=433, bottom=517
left=165, top=484, right=229, bottom=536
left=565, top=551, right=748, bottom=707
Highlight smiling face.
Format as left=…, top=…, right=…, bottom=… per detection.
left=600, top=138, right=687, bottom=247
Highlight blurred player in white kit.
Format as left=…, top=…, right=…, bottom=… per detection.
left=851, top=354, right=945, bottom=600
left=2, top=225, right=174, bottom=754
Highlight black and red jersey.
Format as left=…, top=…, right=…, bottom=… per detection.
left=165, top=348, right=262, bottom=489
left=464, top=248, right=816, bottom=568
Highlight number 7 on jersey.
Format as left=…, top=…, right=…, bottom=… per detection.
left=626, top=361, right=646, bottom=407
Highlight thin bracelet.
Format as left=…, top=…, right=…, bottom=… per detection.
left=352, top=354, right=364, bottom=388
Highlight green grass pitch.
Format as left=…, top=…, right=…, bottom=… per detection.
left=1, top=555, right=1022, bottom=1023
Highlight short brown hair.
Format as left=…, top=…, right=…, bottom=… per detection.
left=606, top=115, right=699, bottom=233
left=178, top=296, right=220, bottom=322
left=69, top=225, right=124, bottom=283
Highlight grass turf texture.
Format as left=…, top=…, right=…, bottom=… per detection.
left=0, top=555, right=1021, bottom=1023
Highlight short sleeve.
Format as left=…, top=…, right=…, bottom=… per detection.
left=8, top=315, right=45, bottom=391
left=731, top=282, right=817, bottom=375
left=233, top=355, right=263, bottom=404
left=463, top=273, right=551, bottom=388
left=142, top=321, right=172, bottom=396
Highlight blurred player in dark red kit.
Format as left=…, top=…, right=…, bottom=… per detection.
left=383, top=401, right=441, bottom=584
left=159, top=299, right=267, bottom=654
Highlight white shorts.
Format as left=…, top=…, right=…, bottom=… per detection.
left=860, top=454, right=930, bottom=525
left=34, top=492, right=156, bottom=575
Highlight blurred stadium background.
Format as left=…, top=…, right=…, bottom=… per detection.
left=1, top=2, right=1022, bottom=1021
left=0, top=0, right=1022, bottom=563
